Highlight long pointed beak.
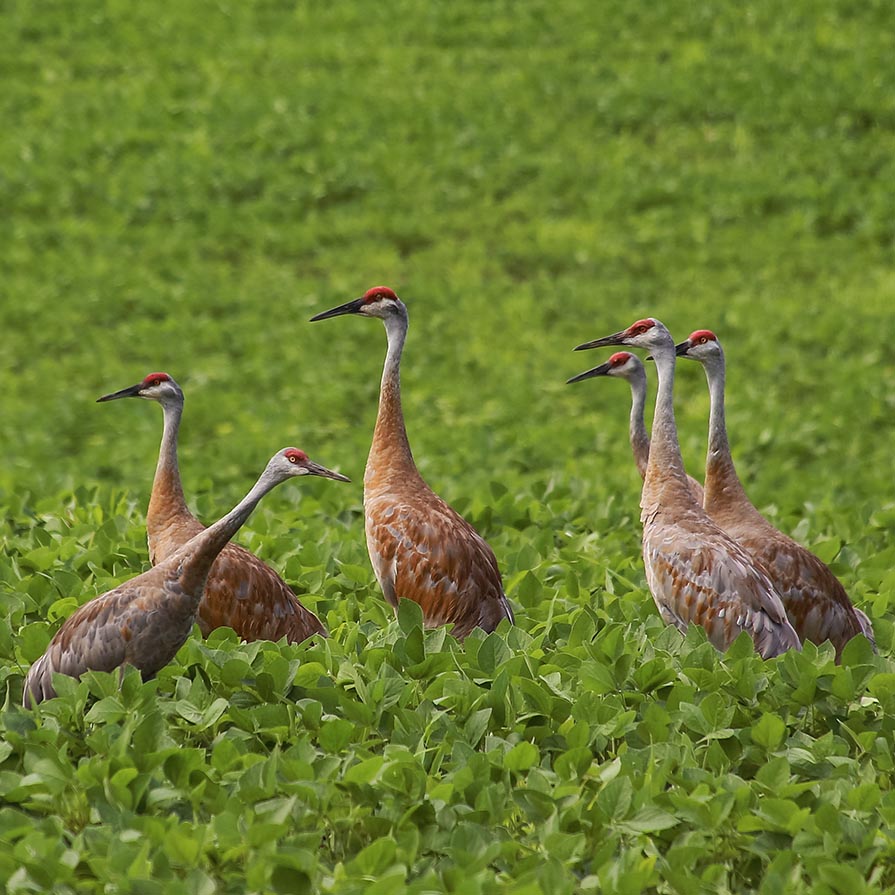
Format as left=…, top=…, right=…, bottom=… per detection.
left=309, top=298, right=365, bottom=322
left=674, top=340, right=692, bottom=357
left=574, top=329, right=628, bottom=351
left=567, top=361, right=612, bottom=384
left=307, top=462, right=351, bottom=483
left=97, top=383, right=143, bottom=403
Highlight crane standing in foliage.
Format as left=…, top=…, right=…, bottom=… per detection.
left=572, top=318, right=800, bottom=658
left=24, top=449, right=350, bottom=706
left=311, top=287, right=513, bottom=639
left=568, top=350, right=704, bottom=503
left=98, top=373, right=329, bottom=643
left=675, top=329, right=874, bottom=659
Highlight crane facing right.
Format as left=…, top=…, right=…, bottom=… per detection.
left=24, top=448, right=349, bottom=707
left=310, top=286, right=513, bottom=640
left=675, top=328, right=874, bottom=660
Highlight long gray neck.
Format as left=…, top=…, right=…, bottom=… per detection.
left=159, top=401, right=186, bottom=496
left=367, top=306, right=416, bottom=482
left=178, top=466, right=286, bottom=594
left=702, top=348, right=752, bottom=511
left=382, top=311, right=408, bottom=397
left=643, top=342, right=698, bottom=505
left=627, top=368, right=650, bottom=479
left=705, top=353, right=732, bottom=465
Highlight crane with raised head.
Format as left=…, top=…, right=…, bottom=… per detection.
left=310, top=286, right=513, bottom=639
left=675, top=329, right=874, bottom=659
left=568, top=350, right=704, bottom=503
left=98, top=373, right=329, bottom=644
left=24, top=449, right=349, bottom=706
left=572, top=318, right=800, bottom=658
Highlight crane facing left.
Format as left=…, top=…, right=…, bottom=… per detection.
left=98, top=372, right=330, bottom=644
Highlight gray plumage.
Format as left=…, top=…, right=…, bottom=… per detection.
left=24, top=448, right=349, bottom=706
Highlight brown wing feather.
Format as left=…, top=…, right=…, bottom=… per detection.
left=198, top=542, right=327, bottom=641
left=704, top=449, right=872, bottom=659
left=365, top=489, right=512, bottom=640
left=23, top=565, right=198, bottom=707
left=733, top=528, right=869, bottom=658
left=641, top=505, right=801, bottom=658
left=152, top=517, right=326, bottom=643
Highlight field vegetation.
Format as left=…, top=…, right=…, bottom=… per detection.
left=2, top=0, right=895, bottom=892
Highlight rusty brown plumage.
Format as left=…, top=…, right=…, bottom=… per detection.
left=311, top=287, right=513, bottom=638
left=24, top=449, right=350, bottom=706
left=574, top=319, right=800, bottom=658
left=98, top=373, right=328, bottom=643
left=676, top=329, right=874, bottom=660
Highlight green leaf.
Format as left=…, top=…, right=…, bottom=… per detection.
left=344, top=756, right=385, bottom=785
left=463, top=708, right=492, bottom=747
left=476, top=633, right=511, bottom=675
left=397, top=598, right=423, bottom=635
left=504, top=741, right=539, bottom=772
left=817, top=863, right=867, bottom=894
left=350, top=837, right=398, bottom=876
left=598, top=777, right=633, bottom=822
left=619, top=805, right=679, bottom=833
left=751, top=713, right=786, bottom=750
left=18, top=623, right=52, bottom=663
left=319, top=718, right=354, bottom=752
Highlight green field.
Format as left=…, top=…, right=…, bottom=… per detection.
left=3, top=0, right=895, bottom=891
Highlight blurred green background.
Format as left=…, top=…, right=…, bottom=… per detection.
left=3, top=0, right=893, bottom=512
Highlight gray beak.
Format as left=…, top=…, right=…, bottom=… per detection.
left=310, top=298, right=365, bottom=322
left=567, top=360, right=613, bottom=384
left=307, top=461, right=351, bottom=483
left=97, top=383, right=144, bottom=403
left=574, top=329, right=629, bottom=351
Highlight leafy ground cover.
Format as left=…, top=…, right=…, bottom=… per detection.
left=2, top=0, right=895, bottom=891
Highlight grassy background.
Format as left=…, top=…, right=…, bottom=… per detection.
left=2, top=0, right=895, bottom=892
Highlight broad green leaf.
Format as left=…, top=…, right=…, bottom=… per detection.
left=319, top=718, right=354, bottom=752
left=751, top=713, right=786, bottom=750
left=397, top=598, right=423, bottom=635
left=504, top=741, right=539, bottom=772
left=344, top=756, right=385, bottom=785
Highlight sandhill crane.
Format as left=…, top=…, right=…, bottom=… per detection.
left=310, top=286, right=513, bottom=639
left=675, top=329, right=874, bottom=659
left=573, top=319, right=800, bottom=658
left=568, top=351, right=704, bottom=503
left=24, top=449, right=349, bottom=707
left=98, top=373, right=328, bottom=644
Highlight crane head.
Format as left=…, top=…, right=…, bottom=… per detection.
left=675, top=330, right=722, bottom=363
left=567, top=351, right=644, bottom=384
left=310, top=286, right=405, bottom=322
left=97, top=372, right=183, bottom=405
left=269, top=448, right=351, bottom=483
left=574, top=318, right=670, bottom=353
